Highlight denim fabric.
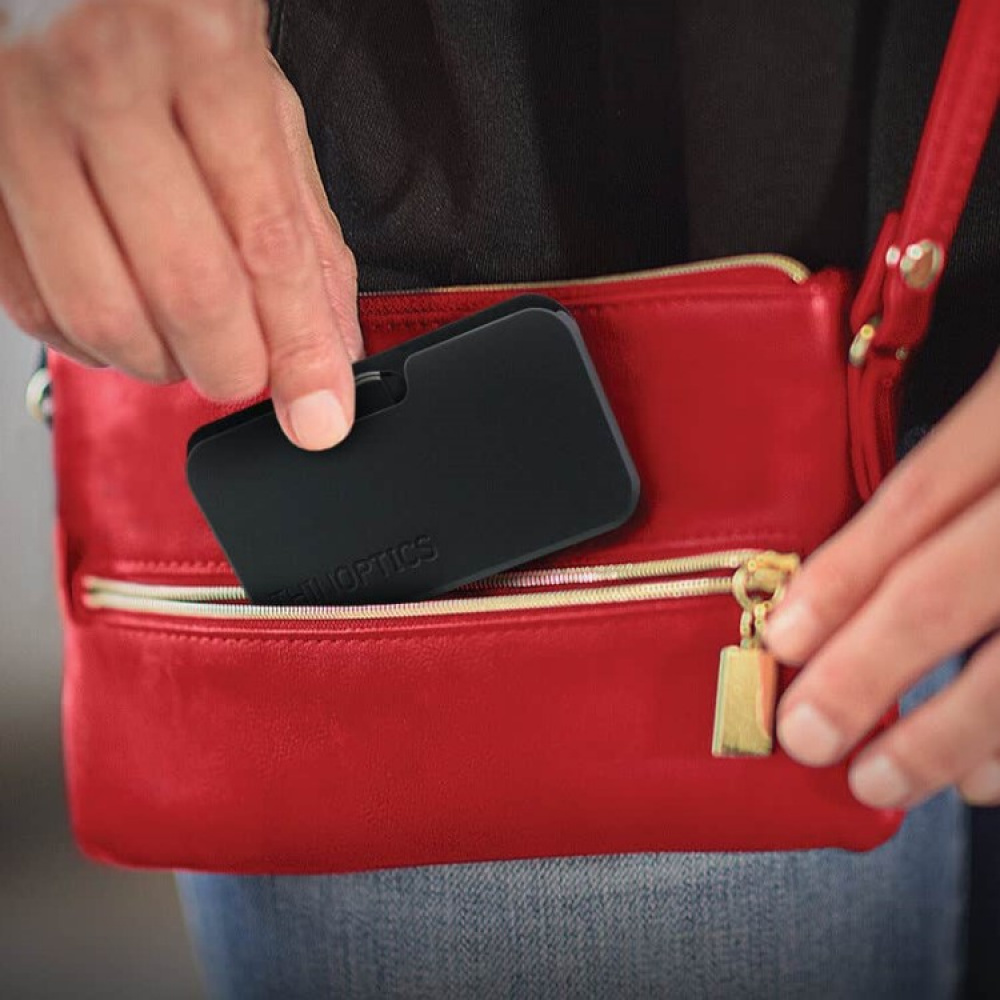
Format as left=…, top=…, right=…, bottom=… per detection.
left=177, top=664, right=968, bottom=1000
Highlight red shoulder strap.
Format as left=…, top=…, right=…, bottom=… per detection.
left=848, top=0, right=1000, bottom=499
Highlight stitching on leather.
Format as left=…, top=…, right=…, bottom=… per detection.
left=901, top=29, right=998, bottom=245
left=84, top=597, right=735, bottom=646
left=106, top=560, right=232, bottom=572
left=362, top=279, right=822, bottom=311
left=364, top=292, right=823, bottom=331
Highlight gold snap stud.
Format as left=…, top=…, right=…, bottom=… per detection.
left=898, top=240, right=944, bottom=290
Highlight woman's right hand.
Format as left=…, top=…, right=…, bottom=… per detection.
left=0, top=0, right=362, bottom=450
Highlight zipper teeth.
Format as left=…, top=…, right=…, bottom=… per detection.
left=80, top=549, right=765, bottom=622
left=82, top=550, right=760, bottom=606
left=473, top=549, right=760, bottom=589
left=82, top=576, right=736, bottom=621
left=359, top=254, right=810, bottom=298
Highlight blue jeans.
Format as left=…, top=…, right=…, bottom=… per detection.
left=177, top=666, right=968, bottom=1000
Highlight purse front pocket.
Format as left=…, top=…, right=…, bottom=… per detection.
left=63, top=545, right=900, bottom=873
left=47, top=255, right=856, bottom=578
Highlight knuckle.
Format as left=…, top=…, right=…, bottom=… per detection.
left=318, top=238, right=356, bottom=291
left=240, top=208, right=308, bottom=277
left=62, top=303, right=177, bottom=383
left=878, top=556, right=952, bottom=644
left=151, top=255, right=246, bottom=330
left=874, top=456, right=935, bottom=536
left=892, top=728, right=962, bottom=789
left=59, top=349, right=107, bottom=370
left=273, top=70, right=307, bottom=127
left=178, top=0, right=257, bottom=56
left=337, top=243, right=358, bottom=286
left=799, top=549, right=856, bottom=622
left=61, top=299, right=141, bottom=356
left=199, top=358, right=268, bottom=403
left=816, top=659, right=884, bottom=721
left=50, top=3, right=141, bottom=111
left=135, top=352, right=184, bottom=386
left=132, top=363, right=176, bottom=386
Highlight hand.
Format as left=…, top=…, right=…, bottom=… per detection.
left=0, top=0, right=362, bottom=450
left=766, top=352, right=1000, bottom=809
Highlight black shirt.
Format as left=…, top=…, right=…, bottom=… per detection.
left=268, top=0, right=999, bottom=435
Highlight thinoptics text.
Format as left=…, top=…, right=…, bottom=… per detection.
left=266, top=535, right=439, bottom=604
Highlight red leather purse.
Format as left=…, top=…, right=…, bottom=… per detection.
left=35, top=0, right=998, bottom=873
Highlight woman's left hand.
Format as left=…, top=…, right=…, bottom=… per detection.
left=766, top=350, right=1000, bottom=809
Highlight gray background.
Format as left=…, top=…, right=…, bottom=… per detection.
left=0, top=320, right=204, bottom=999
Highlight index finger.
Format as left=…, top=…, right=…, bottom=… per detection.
left=171, top=10, right=356, bottom=449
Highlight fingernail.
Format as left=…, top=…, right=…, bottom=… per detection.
left=287, top=390, right=349, bottom=450
left=777, top=702, right=844, bottom=766
left=763, top=601, right=818, bottom=663
left=849, top=753, right=912, bottom=808
left=960, top=760, right=1000, bottom=805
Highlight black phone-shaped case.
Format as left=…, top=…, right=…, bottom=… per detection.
left=186, top=295, right=640, bottom=605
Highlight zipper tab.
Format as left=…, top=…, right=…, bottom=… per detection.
left=712, top=551, right=800, bottom=758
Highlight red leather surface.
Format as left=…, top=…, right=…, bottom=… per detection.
left=52, top=262, right=904, bottom=873
left=849, top=213, right=901, bottom=500
left=849, top=0, right=1000, bottom=496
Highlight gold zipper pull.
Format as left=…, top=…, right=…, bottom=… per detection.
left=712, top=552, right=800, bottom=758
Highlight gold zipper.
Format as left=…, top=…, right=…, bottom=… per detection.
left=82, top=549, right=800, bottom=759
left=81, top=548, right=775, bottom=619
left=83, top=574, right=739, bottom=621
left=359, top=254, right=811, bottom=298
left=25, top=255, right=810, bottom=425
left=81, top=550, right=796, bottom=620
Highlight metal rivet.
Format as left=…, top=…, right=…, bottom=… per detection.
left=885, top=245, right=902, bottom=268
left=895, top=347, right=909, bottom=362
left=899, top=239, right=944, bottom=290
left=849, top=317, right=880, bottom=368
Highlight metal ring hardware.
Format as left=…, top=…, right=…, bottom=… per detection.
left=24, top=366, right=53, bottom=425
left=898, top=239, right=944, bottom=290
left=848, top=316, right=880, bottom=368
